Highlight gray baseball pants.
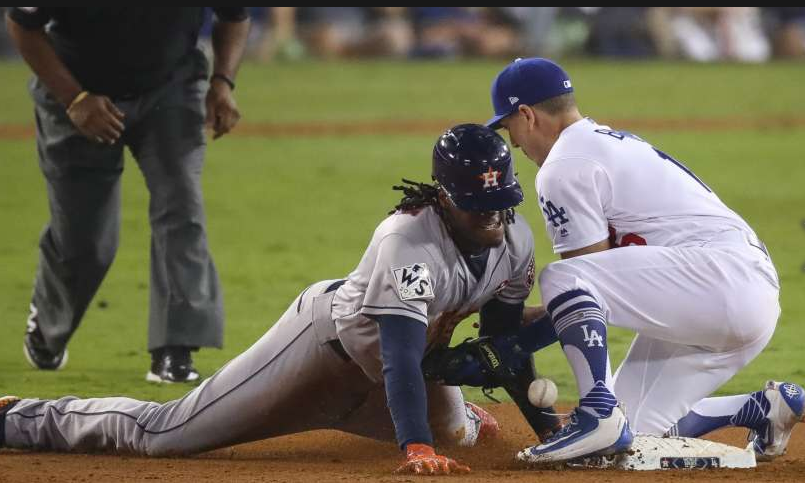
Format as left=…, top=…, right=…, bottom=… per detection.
left=28, top=49, right=222, bottom=353
left=4, top=280, right=470, bottom=455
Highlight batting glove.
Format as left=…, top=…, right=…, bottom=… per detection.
left=394, top=443, right=471, bottom=475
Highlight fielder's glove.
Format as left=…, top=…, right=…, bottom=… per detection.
left=422, top=333, right=562, bottom=442
left=421, top=334, right=530, bottom=390
left=395, top=443, right=470, bottom=475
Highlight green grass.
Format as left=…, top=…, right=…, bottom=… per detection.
left=0, top=59, right=803, bottom=404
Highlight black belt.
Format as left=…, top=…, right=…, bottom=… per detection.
left=324, top=279, right=351, bottom=362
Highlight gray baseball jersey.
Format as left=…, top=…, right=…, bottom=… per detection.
left=3, top=206, right=535, bottom=455
left=333, top=207, right=535, bottom=382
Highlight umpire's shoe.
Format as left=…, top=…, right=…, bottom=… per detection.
left=23, top=303, right=68, bottom=370
left=0, top=396, right=21, bottom=447
left=147, top=346, right=201, bottom=383
left=747, top=380, right=805, bottom=461
left=516, top=405, right=632, bottom=464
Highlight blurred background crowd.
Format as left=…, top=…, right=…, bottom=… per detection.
left=1, top=7, right=804, bottom=63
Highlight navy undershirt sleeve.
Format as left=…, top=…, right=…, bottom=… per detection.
left=479, top=298, right=524, bottom=337
left=374, top=314, right=432, bottom=449
left=480, top=299, right=558, bottom=351
left=515, top=311, right=559, bottom=352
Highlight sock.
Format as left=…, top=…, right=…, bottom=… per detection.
left=547, top=289, right=615, bottom=417
left=668, top=391, right=766, bottom=437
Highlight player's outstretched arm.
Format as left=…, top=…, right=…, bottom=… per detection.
left=395, top=443, right=470, bottom=475
left=375, top=314, right=471, bottom=475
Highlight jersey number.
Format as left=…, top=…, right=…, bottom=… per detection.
left=594, top=128, right=711, bottom=192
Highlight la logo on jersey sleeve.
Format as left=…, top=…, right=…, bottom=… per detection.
left=392, top=263, right=434, bottom=301
left=540, top=195, right=570, bottom=237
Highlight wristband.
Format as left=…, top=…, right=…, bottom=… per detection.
left=210, top=73, right=235, bottom=91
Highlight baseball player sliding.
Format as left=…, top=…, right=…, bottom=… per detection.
left=484, top=57, right=804, bottom=464
left=0, top=124, right=561, bottom=475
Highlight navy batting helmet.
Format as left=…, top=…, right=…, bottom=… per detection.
left=432, top=123, right=524, bottom=212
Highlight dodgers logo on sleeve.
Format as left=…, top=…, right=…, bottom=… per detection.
left=539, top=196, right=569, bottom=228
left=392, top=263, right=435, bottom=301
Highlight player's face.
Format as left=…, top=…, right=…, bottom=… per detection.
left=500, top=109, right=547, bottom=167
left=439, top=193, right=506, bottom=254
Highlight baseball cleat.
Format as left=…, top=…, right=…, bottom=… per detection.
left=517, top=405, right=632, bottom=464
left=146, top=346, right=200, bottom=383
left=746, top=380, right=804, bottom=461
left=465, top=402, right=500, bottom=442
left=23, top=303, right=68, bottom=371
left=1, top=396, right=21, bottom=447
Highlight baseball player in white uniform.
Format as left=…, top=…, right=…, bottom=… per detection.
left=1, top=124, right=548, bottom=476
left=484, top=57, right=804, bottom=464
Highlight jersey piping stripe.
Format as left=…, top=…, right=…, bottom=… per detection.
left=479, top=245, right=508, bottom=294
left=361, top=304, right=426, bottom=319
left=296, top=284, right=313, bottom=313
left=10, top=324, right=316, bottom=435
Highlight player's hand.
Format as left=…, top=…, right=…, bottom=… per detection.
left=67, top=93, right=125, bottom=144
left=205, top=79, right=240, bottom=140
left=394, top=443, right=471, bottom=476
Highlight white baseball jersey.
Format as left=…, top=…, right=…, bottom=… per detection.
left=534, top=117, right=780, bottom=434
left=332, top=206, right=536, bottom=382
left=536, top=118, right=755, bottom=253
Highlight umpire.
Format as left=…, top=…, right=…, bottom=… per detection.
left=5, top=8, right=250, bottom=382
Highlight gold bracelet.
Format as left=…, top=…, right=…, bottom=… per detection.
left=67, top=91, right=89, bottom=111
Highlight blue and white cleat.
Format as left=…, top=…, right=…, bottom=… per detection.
left=747, top=380, right=805, bottom=461
left=516, top=405, right=633, bottom=464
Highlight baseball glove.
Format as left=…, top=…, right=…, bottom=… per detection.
left=421, top=334, right=529, bottom=390
left=422, top=333, right=562, bottom=442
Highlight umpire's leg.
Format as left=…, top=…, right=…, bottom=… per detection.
left=29, top=78, right=124, bottom=355
left=127, top=74, right=223, bottom=352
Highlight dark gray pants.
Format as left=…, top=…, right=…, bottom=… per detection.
left=29, top=51, right=223, bottom=353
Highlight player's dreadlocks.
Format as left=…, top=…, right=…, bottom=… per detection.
left=389, top=179, right=515, bottom=224
left=389, top=179, right=440, bottom=215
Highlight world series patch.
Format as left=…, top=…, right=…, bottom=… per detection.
left=392, top=263, right=434, bottom=301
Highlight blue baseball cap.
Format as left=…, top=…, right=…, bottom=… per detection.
left=485, top=57, right=573, bottom=129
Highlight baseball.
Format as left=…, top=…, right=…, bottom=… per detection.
left=528, top=378, right=558, bottom=407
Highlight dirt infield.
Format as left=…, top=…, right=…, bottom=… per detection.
left=1, top=402, right=803, bottom=482
left=2, top=116, right=805, bottom=141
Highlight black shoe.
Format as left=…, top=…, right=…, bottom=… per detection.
left=0, top=396, right=21, bottom=447
left=23, top=303, right=68, bottom=370
left=146, top=346, right=200, bottom=383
